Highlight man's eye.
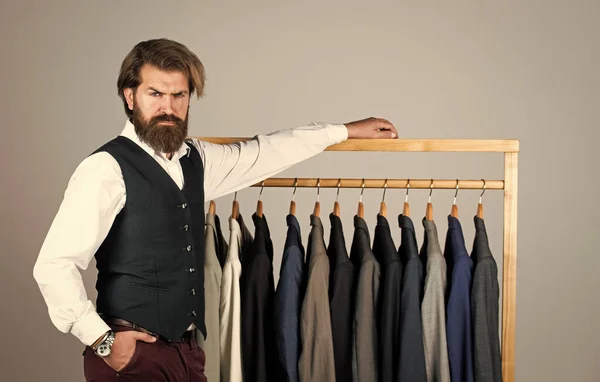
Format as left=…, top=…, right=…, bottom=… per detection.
left=151, top=92, right=160, bottom=97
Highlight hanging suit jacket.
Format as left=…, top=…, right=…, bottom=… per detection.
left=372, top=214, right=403, bottom=382
left=350, top=215, right=381, bottom=382
left=299, top=214, right=336, bottom=382
left=236, top=214, right=254, bottom=265
left=198, top=212, right=227, bottom=382
left=471, top=216, right=502, bottom=382
left=327, top=213, right=355, bottom=382
left=220, top=216, right=247, bottom=382
left=274, top=214, right=306, bottom=382
left=214, top=214, right=229, bottom=269
left=444, top=215, right=474, bottom=382
left=241, top=213, right=278, bottom=382
left=398, top=214, right=427, bottom=382
left=420, top=218, right=451, bottom=382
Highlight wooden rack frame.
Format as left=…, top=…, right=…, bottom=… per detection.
left=197, top=137, right=519, bottom=382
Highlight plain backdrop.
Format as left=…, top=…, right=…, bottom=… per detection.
left=1, top=1, right=599, bottom=381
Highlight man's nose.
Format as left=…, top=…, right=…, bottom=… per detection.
left=161, top=96, right=173, bottom=114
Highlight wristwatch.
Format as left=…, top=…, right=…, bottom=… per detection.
left=92, top=330, right=116, bottom=357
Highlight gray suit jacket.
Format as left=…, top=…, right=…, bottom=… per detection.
left=198, top=212, right=227, bottom=382
left=421, top=219, right=451, bottom=382
left=299, top=214, right=336, bottom=382
left=471, top=217, right=502, bottom=382
left=350, top=215, right=380, bottom=382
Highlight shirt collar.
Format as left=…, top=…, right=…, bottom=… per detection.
left=119, top=119, right=191, bottom=160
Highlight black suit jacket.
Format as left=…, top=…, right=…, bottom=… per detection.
left=398, top=215, right=427, bottom=382
left=373, top=214, right=403, bottom=382
left=327, top=213, right=356, bottom=382
left=241, top=213, right=279, bottom=382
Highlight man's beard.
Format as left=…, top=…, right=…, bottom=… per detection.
left=132, top=106, right=189, bottom=154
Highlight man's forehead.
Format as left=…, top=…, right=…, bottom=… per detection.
left=139, top=65, right=188, bottom=90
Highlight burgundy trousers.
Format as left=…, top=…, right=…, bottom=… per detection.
left=83, top=324, right=207, bottom=382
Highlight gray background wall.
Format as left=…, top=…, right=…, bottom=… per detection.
left=2, top=0, right=599, bottom=381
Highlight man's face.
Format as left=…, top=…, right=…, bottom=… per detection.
left=124, top=64, right=190, bottom=154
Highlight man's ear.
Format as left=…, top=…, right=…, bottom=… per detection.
left=124, top=88, right=134, bottom=111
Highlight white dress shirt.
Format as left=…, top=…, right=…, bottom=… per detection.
left=220, top=217, right=244, bottom=382
left=33, top=119, right=348, bottom=346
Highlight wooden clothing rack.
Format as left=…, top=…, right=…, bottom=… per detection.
left=197, top=136, right=519, bottom=382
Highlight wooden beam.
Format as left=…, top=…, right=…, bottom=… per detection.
left=194, top=137, right=520, bottom=153
left=502, top=152, right=518, bottom=382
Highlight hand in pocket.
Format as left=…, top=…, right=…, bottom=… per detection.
left=102, top=330, right=157, bottom=372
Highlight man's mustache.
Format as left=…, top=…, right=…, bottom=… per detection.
left=151, top=114, right=183, bottom=124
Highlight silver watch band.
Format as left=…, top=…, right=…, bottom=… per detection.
left=91, top=331, right=110, bottom=351
left=93, top=331, right=115, bottom=357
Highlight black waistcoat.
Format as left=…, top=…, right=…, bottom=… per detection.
left=92, top=136, right=206, bottom=341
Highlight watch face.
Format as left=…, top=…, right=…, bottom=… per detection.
left=97, top=344, right=111, bottom=357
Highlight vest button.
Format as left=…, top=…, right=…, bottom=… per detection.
left=191, top=310, right=197, bottom=317
left=191, top=288, right=196, bottom=295
left=181, top=203, right=187, bottom=209
left=186, top=245, right=192, bottom=252
left=189, top=267, right=195, bottom=273
left=183, top=224, right=189, bottom=231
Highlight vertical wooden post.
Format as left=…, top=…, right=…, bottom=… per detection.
left=502, top=152, right=518, bottom=381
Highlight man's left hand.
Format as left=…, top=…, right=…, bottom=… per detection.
left=344, top=117, right=398, bottom=139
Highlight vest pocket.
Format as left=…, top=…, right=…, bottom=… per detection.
left=129, top=282, right=171, bottom=293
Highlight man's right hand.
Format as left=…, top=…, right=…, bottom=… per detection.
left=102, top=331, right=157, bottom=372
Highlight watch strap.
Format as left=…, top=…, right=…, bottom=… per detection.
left=91, top=331, right=110, bottom=351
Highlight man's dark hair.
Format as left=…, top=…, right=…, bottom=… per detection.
left=117, top=38, right=206, bottom=118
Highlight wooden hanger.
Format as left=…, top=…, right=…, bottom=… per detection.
left=357, top=178, right=365, bottom=218
left=477, top=179, right=486, bottom=218
left=451, top=179, right=459, bottom=218
left=313, top=178, right=321, bottom=217
left=403, top=179, right=411, bottom=216
left=208, top=200, right=216, bottom=215
left=333, top=178, right=341, bottom=216
left=289, top=178, right=297, bottom=215
left=379, top=179, right=388, bottom=217
left=231, top=191, right=239, bottom=219
left=256, top=181, right=265, bottom=218
left=426, top=179, right=434, bottom=220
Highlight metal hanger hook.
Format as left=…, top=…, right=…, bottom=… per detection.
left=259, top=180, right=265, bottom=201
left=453, top=179, right=459, bottom=205
left=428, top=179, right=434, bottom=203
left=382, top=178, right=388, bottom=203
left=336, top=178, right=341, bottom=201
left=479, top=179, right=486, bottom=203
left=360, top=178, right=365, bottom=203
left=405, top=179, right=410, bottom=203
left=292, top=177, right=298, bottom=201
left=316, top=178, right=320, bottom=202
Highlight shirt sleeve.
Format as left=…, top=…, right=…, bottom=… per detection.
left=33, top=152, right=126, bottom=346
left=190, top=122, right=348, bottom=201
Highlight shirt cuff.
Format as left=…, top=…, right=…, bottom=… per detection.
left=70, top=309, right=111, bottom=346
left=325, top=124, right=349, bottom=145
